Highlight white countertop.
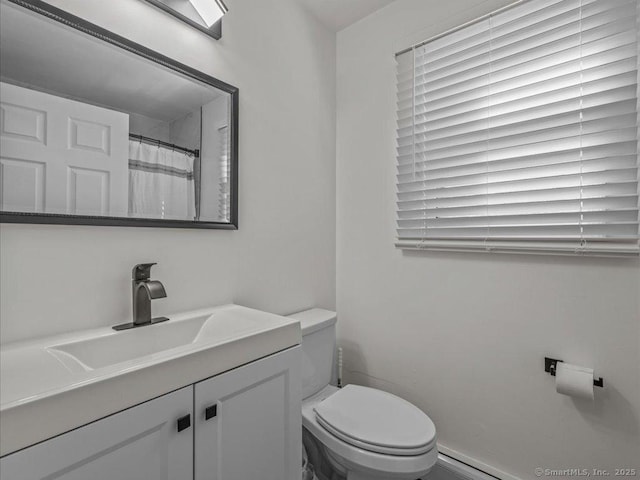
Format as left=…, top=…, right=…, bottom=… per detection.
left=0, top=304, right=301, bottom=456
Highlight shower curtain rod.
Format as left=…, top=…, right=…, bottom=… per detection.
left=129, top=133, right=200, bottom=157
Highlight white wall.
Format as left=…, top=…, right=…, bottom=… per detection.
left=169, top=108, right=202, bottom=152
left=336, top=1, right=640, bottom=479
left=129, top=112, right=171, bottom=142
left=0, top=0, right=336, bottom=343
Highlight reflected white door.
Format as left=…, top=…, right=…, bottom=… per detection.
left=0, top=82, right=129, bottom=216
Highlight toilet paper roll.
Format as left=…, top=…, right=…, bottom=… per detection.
left=555, top=362, right=594, bottom=400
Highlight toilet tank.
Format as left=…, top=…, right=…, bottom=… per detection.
left=287, top=309, right=337, bottom=399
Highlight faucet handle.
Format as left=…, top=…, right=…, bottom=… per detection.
left=132, top=263, right=157, bottom=281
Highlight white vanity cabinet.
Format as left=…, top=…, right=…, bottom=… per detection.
left=0, top=347, right=301, bottom=480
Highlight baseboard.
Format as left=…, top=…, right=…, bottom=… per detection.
left=437, top=445, right=523, bottom=480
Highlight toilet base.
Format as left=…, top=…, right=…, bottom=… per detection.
left=323, top=441, right=435, bottom=480
left=345, top=467, right=433, bottom=480
left=346, top=468, right=432, bottom=480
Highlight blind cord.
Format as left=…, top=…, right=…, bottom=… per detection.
left=578, top=0, right=585, bottom=253
left=485, top=14, right=494, bottom=250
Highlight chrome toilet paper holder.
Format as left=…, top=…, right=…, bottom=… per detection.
left=544, top=357, right=604, bottom=388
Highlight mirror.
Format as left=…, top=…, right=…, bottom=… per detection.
left=0, top=0, right=238, bottom=229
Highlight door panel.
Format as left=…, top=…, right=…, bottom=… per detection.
left=0, top=157, right=45, bottom=212
left=0, top=386, right=193, bottom=480
left=68, top=117, right=112, bottom=155
left=0, top=102, right=46, bottom=143
left=195, top=347, right=301, bottom=480
left=67, top=166, right=110, bottom=215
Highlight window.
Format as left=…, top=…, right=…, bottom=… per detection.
left=395, top=0, right=639, bottom=256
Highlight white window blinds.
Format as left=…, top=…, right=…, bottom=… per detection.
left=218, top=125, right=230, bottom=222
left=395, top=0, right=640, bottom=256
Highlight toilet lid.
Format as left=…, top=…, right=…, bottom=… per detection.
left=313, top=385, right=436, bottom=456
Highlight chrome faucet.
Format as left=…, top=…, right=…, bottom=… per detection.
left=113, top=263, right=169, bottom=331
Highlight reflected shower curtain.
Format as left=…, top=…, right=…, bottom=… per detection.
left=128, top=140, right=196, bottom=220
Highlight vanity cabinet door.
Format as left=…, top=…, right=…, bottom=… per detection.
left=0, top=386, right=193, bottom=480
left=194, top=347, right=301, bottom=480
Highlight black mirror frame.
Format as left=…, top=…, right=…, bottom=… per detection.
left=0, top=0, right=239, bottom=230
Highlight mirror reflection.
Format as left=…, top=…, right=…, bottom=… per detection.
left=0, top=1, right=236, bottom=225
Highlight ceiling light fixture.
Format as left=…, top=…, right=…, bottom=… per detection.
left=142, top=0, right=228, bottom=39
left=188, top=0, right=227, bottom=27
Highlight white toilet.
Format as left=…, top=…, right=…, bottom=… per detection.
left=289, top=309, right=438, bottom=480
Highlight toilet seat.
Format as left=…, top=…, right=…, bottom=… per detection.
left=313, top=385, right=436, bottom=456
left=303, top=385, right=438, bottom=480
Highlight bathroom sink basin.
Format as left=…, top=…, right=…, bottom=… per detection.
left=48, top=316, right=208, bottom=370
left=46, top=306, right=277, bottom=371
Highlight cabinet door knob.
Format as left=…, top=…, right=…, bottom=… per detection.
left=177, top=414, right=191, bottom=432
left=205, top=404, right=217, bottom=420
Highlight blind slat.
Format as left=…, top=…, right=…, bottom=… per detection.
left=397, top=182, right=639, bottom=205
